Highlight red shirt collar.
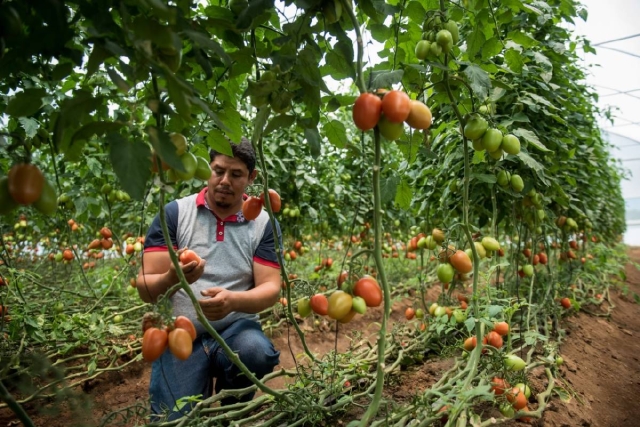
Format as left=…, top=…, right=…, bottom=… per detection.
left=196, top=188, right=246, bottom=222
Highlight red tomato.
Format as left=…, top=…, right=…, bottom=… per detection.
left=463, top=336, right=476, bottom=351
left=174, top=316, right=196, bottom=341
left=381, top=90, right=411, bottom=123
left=7, top=163, right=44, bottom=205
left=310, top=294, right=329, bottom=315
left=63, top=249, right=74, bottom=261
left=560, top=297, right=571, bottom=309
left=483, top=331, right=503, bottom=348
left=352, top=93, right=382, bottom=131
left=101, top=238, right=113, bottom=249
left=100, top=227, right=113, bottom=239
left=538, top=252, right=548, bottom=265
left=337, top=270, right=348, bottom=287
left=168, top=328, right=192, bottom=361
left=259, top=189, right=281, bottom=213
left=353, top=276, right=383, bottom=307
left=405, top=307, right=415, bottom=320
left=142, top=327, right=168, bottom=362
left=88, top=239, right=102, bottom=250
left=491, top=377, right=509, bottom=395
left=449, top=250, right=472, bottom=274
left=242, top=196, right=263, bottom=220
left=493, top=321, right=509, bottom=336
left=506, top=387, right=528, bottom=410
left=179, top=249, right=201, bottom=265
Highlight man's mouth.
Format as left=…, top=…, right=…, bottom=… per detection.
left=216, top=189, right=234, bottom=195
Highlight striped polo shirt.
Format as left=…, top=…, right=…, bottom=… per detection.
left=143, top=188, right=282, bottom=335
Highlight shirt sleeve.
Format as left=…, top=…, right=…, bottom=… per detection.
left=254, top=218, right=282, bottom=268
left=143, top=201, right=179, bottom=252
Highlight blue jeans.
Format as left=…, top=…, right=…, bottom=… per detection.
left=149, top=319, right=280, bottom=421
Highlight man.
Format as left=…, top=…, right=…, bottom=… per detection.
left=136, top=137, right=282, bottom=421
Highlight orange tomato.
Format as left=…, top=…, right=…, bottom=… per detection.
left=310, top=294, right=329, bottom=315
left=174, top=316, right=196, bottom=341
left=381, top=90, right=411, bottom=123
left=352, top=92, right=382, bottom=131
left=259, top=189, right=281, bottom=213
left=449, top=250, right=472, bottom=273
left=142, top=327, right=168, bottom=362
left=8, top=163, right=44, bottom=205
left=168, top=328, right=192, bottom=361
left=179, top=249, right=201, bottom=265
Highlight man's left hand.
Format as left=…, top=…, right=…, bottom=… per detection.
left=199, top=288, right=235, bottom=321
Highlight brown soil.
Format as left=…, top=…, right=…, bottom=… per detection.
left=2, top=248, right=640, bottom=427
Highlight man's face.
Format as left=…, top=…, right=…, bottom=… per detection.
left=207, top=155, right=256, bottom=209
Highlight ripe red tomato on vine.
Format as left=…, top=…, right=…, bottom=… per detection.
left=352, top=92, right=382, bottom=131
left=242, top=196, right=263, bottom=220
left=381, top=90, right=411, bottom=123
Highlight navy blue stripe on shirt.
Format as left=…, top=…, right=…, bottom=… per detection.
left=144, top=201, right=179, bottom=250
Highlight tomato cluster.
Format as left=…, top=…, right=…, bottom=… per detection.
left=415, top=16, right=458, bottom=61
left=298, top=275, right=383, bottom=323
left=242, top=189, right=282, bottom=221
left=352, top=90, right=432, bottom=140
left=0, top=163, right=57, bottom=217
left=142, top=315, right=197, bottom=362
left=149, top=131, right=211, bottom=183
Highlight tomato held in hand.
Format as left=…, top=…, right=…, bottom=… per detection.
left=352, top=93, right=382, bottom=131
left=381, top=90, right=411, bottom=123
left=168, top=328, right=192, bottom=361
left=179, top=249, right=201, bottom=265
left=242, top=196, right=263, bottom=220
left=8, top=163, right=44, bottom=205
left=259, top=189, right=281, bottom=212
left=142, top=327, right=168, bottom=362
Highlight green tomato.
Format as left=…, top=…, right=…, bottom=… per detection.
left=474, top=242, right=487, bottom=259
left=436, top=263, right=455, bottom=284
left=472, top=138, right=485, bottom=151
left=555, top=356, right=564, bottom=366
left=175, top=152, right=198, bottom=181
left=482, top=237, right=500, bottom=251
left=378, top=115, right=404, bottom=141
left=510, top=174, right=524, bottom=193
left=351, top=296, right=367, bottom=315
left=436, top=29, right=453, bottom=52
left=127, top=286, right=137, bottom=296
left=113, top=314, right=124, bottom=324
left=443, top=21, right=459, bottom=43
left=463, top=114, right=488, bottom=140
left=452, top=309, right=466, bottom=323
left=504, top=354, right=526, bottom=371
left=194, top=156, right=212, bottom=181
left=415, top=40, right=431, bottom=60
left=496, top=170, right=510, bottom=187
left=499, top=403, right=515, bottom=418
left=502, top=134, right=521, bottom=155
left=100, top=183, right=112, bottom=195
left=434, top=306, right=447, bottom=317
left=33, top=179, right=58, bottom=216
left=523, top=264, right=534, bottom=277
left=54, top=301, right=64, bottom=313
left=415, top=308, right=424, bottom=319
left=482, top=128, right=503, bottom=153
left=54, top=252, right=63, bottom=262
left=297, top=298, right=312, bottom=318
left=429, top=42, right=443, bottom=57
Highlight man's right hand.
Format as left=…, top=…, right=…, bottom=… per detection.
left=171, top=248, right=206, bottom=284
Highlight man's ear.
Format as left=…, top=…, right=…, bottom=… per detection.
left=249, top=169, right=258, bottom=184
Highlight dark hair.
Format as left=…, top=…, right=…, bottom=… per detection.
left=209, top=136, right=256, bottom=174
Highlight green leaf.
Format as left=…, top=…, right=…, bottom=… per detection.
left=404, top=1, right=426, bottom=23
left=512, top=128, right=550, bottom=152
left=183, top=29, right=232, bottom=67
left=472, top=150, right=486, bottom=165
left=553, top=386, right=572, bottom=403
left=395, top=178, right=412, bottom=210
left=296, top=48, right=322, bottom=88
left=151, top=128, right=185, bottom=172
left=264, top=114, right=295, bottom=135
left=508, top=31, right=537, bottom=48
left=51, top=62, right=74, bottom=81
left=505, top=49, right=524, bottom=73
left=86, top=44, right=112, bottom=79
left=323, top=120, right=348, bottom=149
left=471, top=173, right=497, bottom=184
left=165, top=73, right=192, bottom=119
left=463, top=64, right=491, bottom=101
left=107, top=132, right=152, bottom=201
left=467, top=27, right=486, bottom=58
left=481, top=37, right=503, bottom=60
left=304, top=126, right=321, bottom=157
left=18, top=118, right=39, bottom=138
left=370, top=70, right=404, bottom=90
left=381, top=176, right=399, bottom=204
left=206, top=129, right=233, bottom=156
left=369, top=24, right=392, bottom=43
left=516, top=151, right=544, bottom=173
left=6, top=89, right=47, bottom=117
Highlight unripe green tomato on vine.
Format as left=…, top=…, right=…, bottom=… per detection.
left=510, top=174, right=524, bottom=193
left=436, top=29, right=453, bottom=53
left=415, top=40, right=431, bottom=61
left=443, top=21, right=459, bottom=43
left=377, top=115, right=404, bottom=141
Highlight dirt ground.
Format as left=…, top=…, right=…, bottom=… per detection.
left=2, top=248, right=640, bottom=426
